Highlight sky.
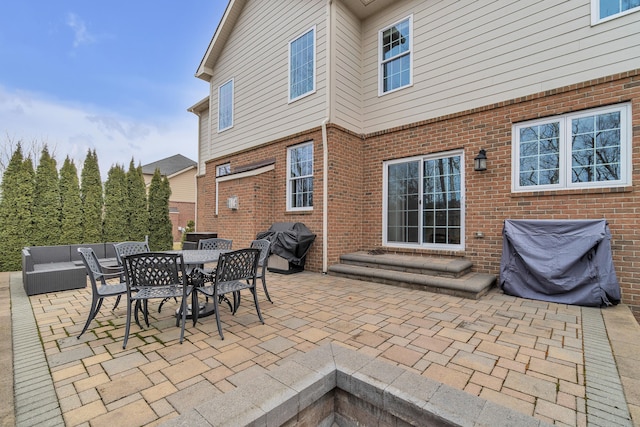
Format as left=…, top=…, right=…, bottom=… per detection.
left=0, top=1, right=227, bottom=179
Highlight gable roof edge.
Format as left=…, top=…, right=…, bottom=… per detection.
left=195, top=0, right=246, bottom=82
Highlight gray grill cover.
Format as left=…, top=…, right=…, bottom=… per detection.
left=257, top=222, right=316, bottom=266
left=500, top=219, right=620, bottom=307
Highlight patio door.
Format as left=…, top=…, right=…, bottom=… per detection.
left=384, top=151, right=464, bottom=249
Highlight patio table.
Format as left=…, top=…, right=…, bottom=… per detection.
left=166, top=249, right=230, bottom=318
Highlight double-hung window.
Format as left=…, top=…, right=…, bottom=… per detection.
left=218, top=79, right=233, bottom=132
left=379, top=16, right=412, bottom=95
left=592, top=0, right=640, bottom=24
left=512, top=103, right=631, bottom=192
left=289, top=27, right=316, bottom=102
left=287, top=142, right=313, bottom=210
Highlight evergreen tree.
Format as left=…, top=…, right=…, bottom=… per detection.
left=0, top=145, right=35, bottom=271
left=32, top=146, right=61, bottom=246
left=148, top=169, right=172, bottom=250
left=59, top=157, right=83, bottom=244
left=81, top=150, right=103, bottom=242
left=103, top=164, right=129, bottom=242
left=126, top=159, right=148, bottom=241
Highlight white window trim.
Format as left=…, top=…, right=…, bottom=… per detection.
left=378, top=15, right=413, bottom=97
left=214, top=163, right=231, bottom=215
left=382, top=150, right=465, bottom=251
left=512, top=103, right=632, bottom=192
left=217, top=78, right=234, bottom=132
left=286, top=141, right=314, bottom=211
left=591, top=0, right=640, bottom=25
left=288, top=26, right=316, bottom=103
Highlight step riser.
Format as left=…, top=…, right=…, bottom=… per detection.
left=340, top=259, right=471, bottom=278
left=328, top=270, right=488, bottom=299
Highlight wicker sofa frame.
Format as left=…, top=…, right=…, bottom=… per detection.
left=22, top=243, right=118, bottom=296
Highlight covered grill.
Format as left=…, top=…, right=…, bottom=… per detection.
left=257, top=222, right=316, bottom=274
left=500, top=219, right=620, bottom=307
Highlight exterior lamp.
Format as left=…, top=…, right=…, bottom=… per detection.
left=474, top=149, right=487, bottom=172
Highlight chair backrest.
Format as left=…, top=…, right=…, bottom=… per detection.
left=215, top=248, right=260, bottom=283
left=198, top=238, right=233, bottom=251
left=77, top=247, right=107, bottom=289
left=123, top=252, right=185, bottom=289
left=250, top=239, right=271, bottom=267
left=114, top=241, right=150, bottom=266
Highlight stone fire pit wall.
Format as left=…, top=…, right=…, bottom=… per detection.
left=161, top=342, right=551, bottom=427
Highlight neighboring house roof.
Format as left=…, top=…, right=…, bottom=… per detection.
left=142, top=154, right=197, bottom=178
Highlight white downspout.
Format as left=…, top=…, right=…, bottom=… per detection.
left=322, top=0, right=333, bottom=273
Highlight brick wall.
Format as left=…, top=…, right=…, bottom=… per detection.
left=197, top=128, right=324, bottom=271
left=169, top=201, right=195, bottom=243
left=361, top=69, right=640, bottom=312
left=197, top=69, right=640, bottom=313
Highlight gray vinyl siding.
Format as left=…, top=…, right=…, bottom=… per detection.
left=198, top=105, right=210, bottom=174
left=355, top=0, right=640, bottom=134
left=206, top=0, right=327, bottom=162
left=333, top=1, right=363, bottom=132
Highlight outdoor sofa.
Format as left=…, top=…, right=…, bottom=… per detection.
left=22, top=243, right=118, bottom=296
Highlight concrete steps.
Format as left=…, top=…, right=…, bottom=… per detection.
left=328, top=251, right=496, bottom=299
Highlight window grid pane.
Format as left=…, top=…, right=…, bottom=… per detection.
left=599, top=0, right=640, bottom=19
left=422, top=156, right=461, bottom=245
left=518, top=123, right=560, bottom=187
left=288, top=144, right=313, bottom=209
left=387, top=161, right=419, bottom=243
left=380, top=18, right=411, bottom=93
left=514, top=104, right=628, bottom=191
left=571, top=111, right=621, bottom=183
left=290, top=29, right=314, bottom=100
left=218, top=80, right=233, bottom=131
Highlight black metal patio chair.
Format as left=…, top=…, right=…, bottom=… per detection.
left=122, top=252, right=193, bottom=349
left=195, top=248, right=263, bottom=340
left=76, top=247, right=128, bottom=339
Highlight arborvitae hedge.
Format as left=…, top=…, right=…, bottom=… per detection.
left=32, top=146, right=61, bottom=246
left=81, top=150, right=103, bottom=243
left=59, top=157, right=83, bottom=245
left=126, top=159, right=148, bottom=241
left=147, top=169, right=172, bottom=251
left=103, top=164, right=129, bottom=242
left=0, top=145, right=35, bottom=271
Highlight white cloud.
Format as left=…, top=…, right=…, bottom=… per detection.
left=66, top=13, right=96, bottom=48
left=0, top=86, right=198, bottom=179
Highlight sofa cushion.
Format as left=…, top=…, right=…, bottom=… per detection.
left=28, top=246, right=72, bottom=264
left=32, top=261, right=80, bottom=272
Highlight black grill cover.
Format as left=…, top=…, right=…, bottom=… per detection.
left=500, top=219, right=620, bottom=307
left=257, top=222, right=316, bottom=267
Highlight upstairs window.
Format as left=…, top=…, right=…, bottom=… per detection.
left=379, top=16, right=412, bottom=95
left=216, top=163, right=230, bottom=177
left=592, top=0, right=640, bottom=23
left=289, top=27, right=316, bottom=102
left=287, top=142, right=313, bottom=210
left=512, top=103, right=631, bottom=192
left=218, top=79, right=233, bottom=132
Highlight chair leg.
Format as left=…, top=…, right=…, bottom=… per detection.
left=251, top=286, right=264, bottom=324
left=123, top=299, right=132, bottom=349
left=232, top=291, right=241, bottom=315
left=192, top=289, right=199, bottom=327
left=78, top=296, right=101, bottom=339
left=261, top=276, right=272, bottom=303
left=112, top=295, right=122, bottom=311
left=213, top=292, right=224, bottom=340
left=178, top=295, right=188, bottom=344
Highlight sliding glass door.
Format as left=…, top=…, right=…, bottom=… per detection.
left=384, top=151, right=464, bottom=249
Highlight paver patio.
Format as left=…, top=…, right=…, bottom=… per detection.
left=3, top=270, right=640, bottom=426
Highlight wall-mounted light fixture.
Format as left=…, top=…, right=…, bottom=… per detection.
left=474, top=149, right=487, bottom=172
left=227, top=196, right=238, bottom=210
